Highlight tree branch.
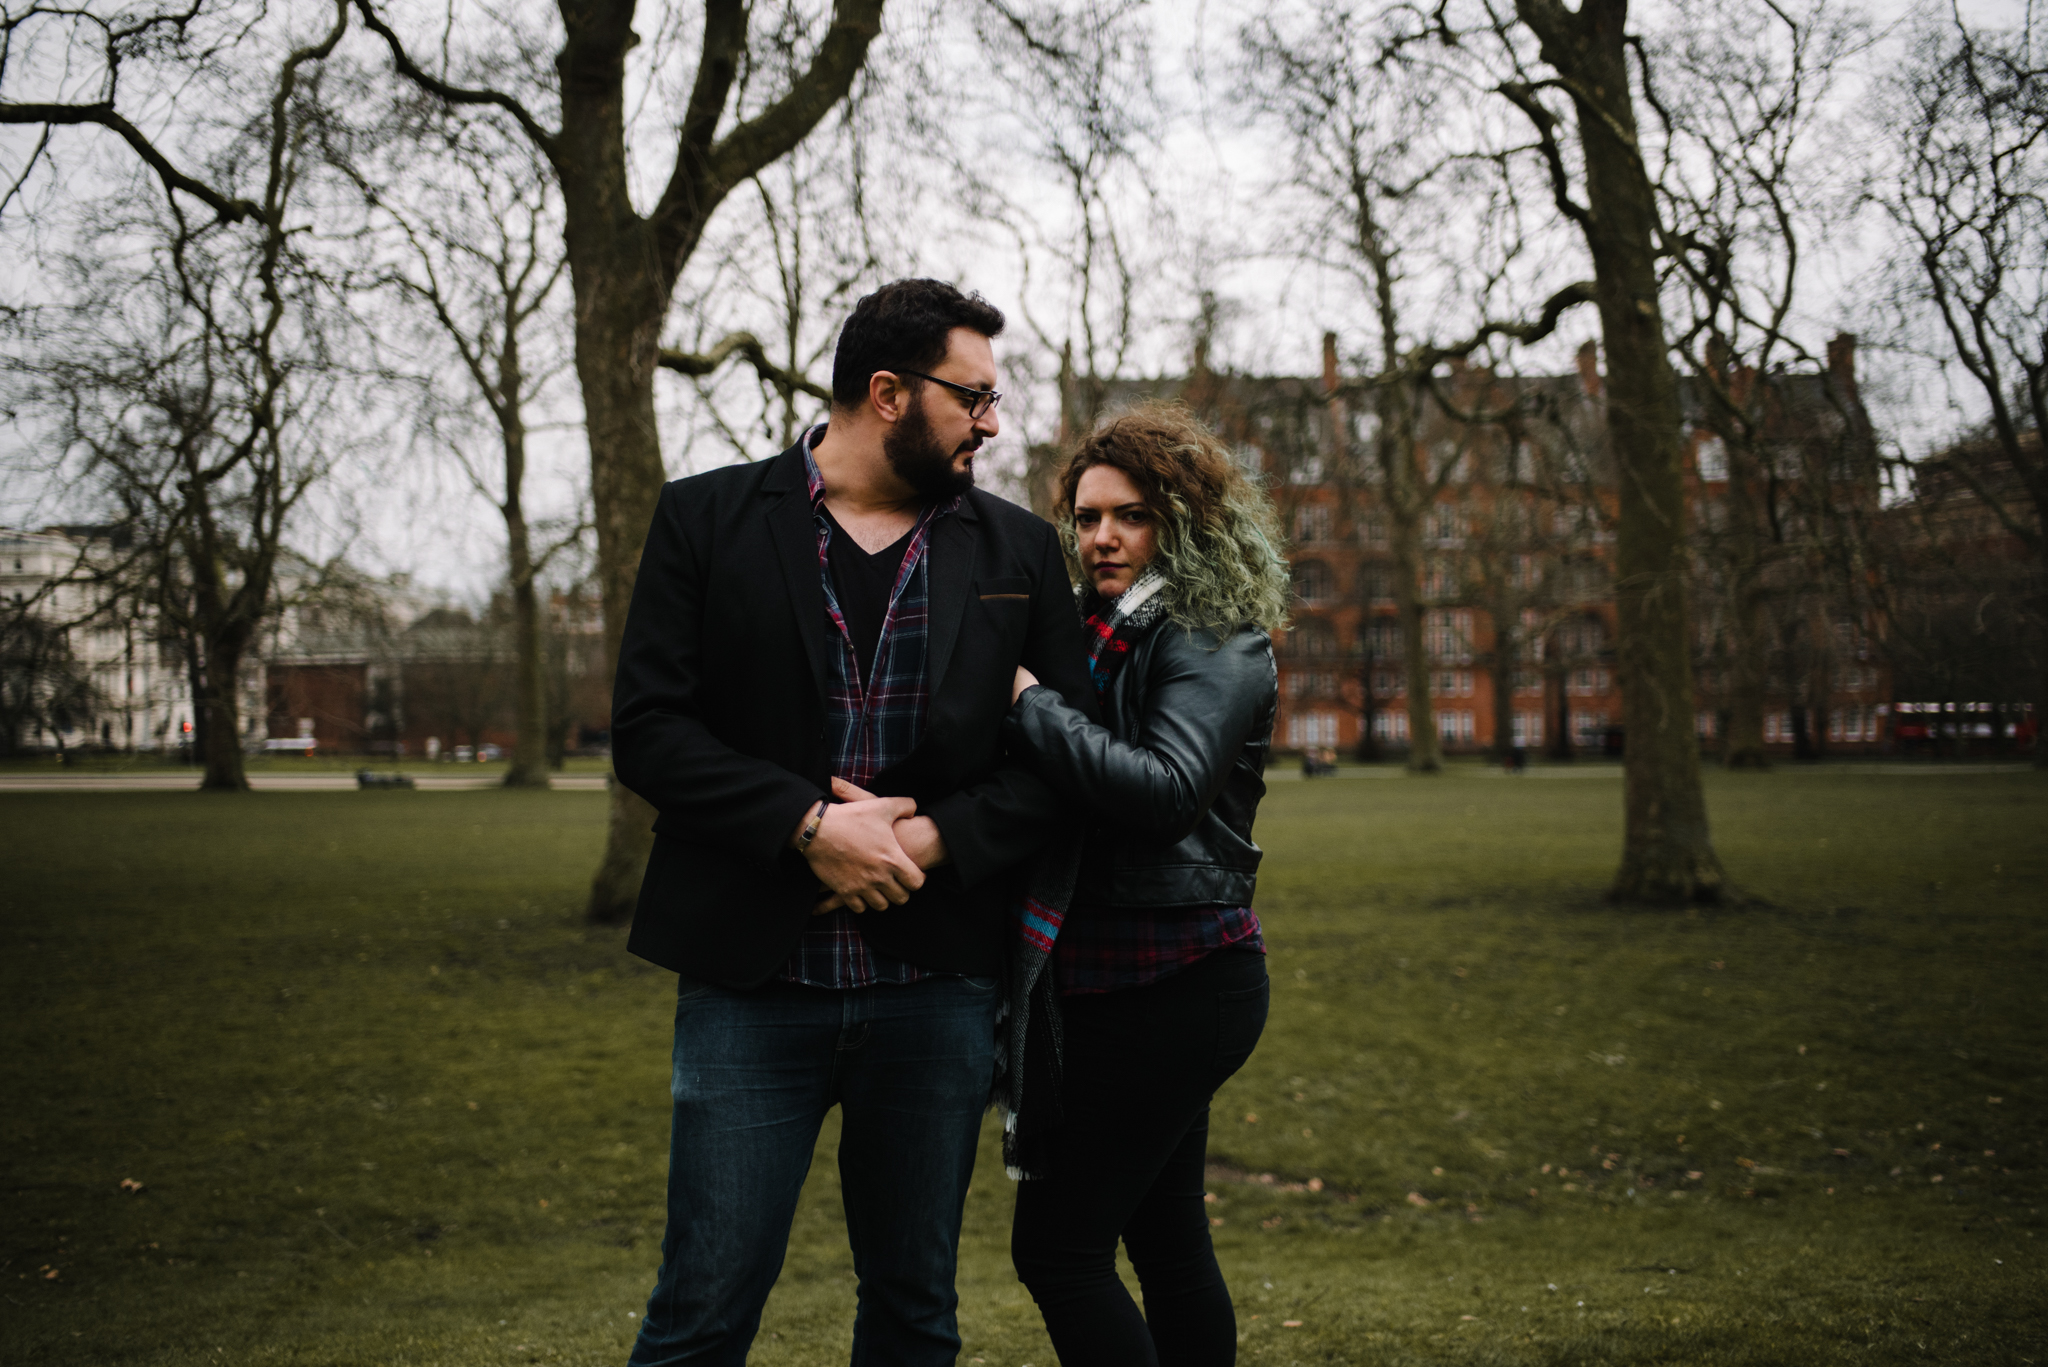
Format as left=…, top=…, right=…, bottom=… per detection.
left=653, top=0, right=887, bottom=255
left=0, top=102, right=257, bottom=222
left=350, top=1, right=560, bottom=162
left=1496, top=82, right=1592, bottom=228
left=658, top=332, right=832, bottom=402
left=1412, top=279, right=1598, bottom=371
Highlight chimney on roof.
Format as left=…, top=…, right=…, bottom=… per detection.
left=1827, top=332, right=1858, bottom=394
left=1576, top=340, right=1602, bottom=398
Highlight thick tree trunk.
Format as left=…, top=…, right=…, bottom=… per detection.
left=1394, top=519, right=1441, bottom=773
left=571, top=251, right=666, bottom=921
left=1719, top=431, right=1771, bottom=768
left=1353, top=655, right=1383, bottom=761
left=1722, top=564, right=1770, bottom=768
left=1547, top=661, right=1573, bottom=760
left=549, top=11, right=681, bottom=921
left=504, top=519, right=551, bottom=789
left=500, top=390, right=551, bottom=789
left=1377, top=385, right=1440, bottom=773
left=195, top=635, right=249, bottom=791
left=1521, top=0, right=1723, bottom=901
left=1490, top=619, right=1518, bottom=762
left=485, top=0, right=890, bottom=923
left=2037, top=584, right=2048, bottom=768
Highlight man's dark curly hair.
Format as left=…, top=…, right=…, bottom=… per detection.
left=831, top=278, right=1006, bottom=409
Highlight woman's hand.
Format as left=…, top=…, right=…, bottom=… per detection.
left=1011, top=665, right=1040, bottom=704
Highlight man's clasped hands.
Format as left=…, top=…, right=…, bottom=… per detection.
left=790, top=777, right=948, bottom=915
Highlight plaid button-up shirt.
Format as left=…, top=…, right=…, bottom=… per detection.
left=778, top=429, right=963, bottom=989
left=1053, top=904, right=1264, bottom=995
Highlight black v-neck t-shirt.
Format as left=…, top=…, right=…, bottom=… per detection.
left=822, top=508, right=917, bottom=686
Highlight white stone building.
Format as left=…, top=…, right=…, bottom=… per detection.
left=0, top=527, right=250, bottom=753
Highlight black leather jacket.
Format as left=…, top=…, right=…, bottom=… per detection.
left=1005, top=620, right=1277, bottom=908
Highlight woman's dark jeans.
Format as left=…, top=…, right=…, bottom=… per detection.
left=1011, top=949, right=1270, bottom=1367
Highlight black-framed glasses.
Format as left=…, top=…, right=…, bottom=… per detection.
left=898, top=369, right=1002, bottom=420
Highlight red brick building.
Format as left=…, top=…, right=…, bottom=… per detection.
left=1111, top=335, right=1891, bottom=760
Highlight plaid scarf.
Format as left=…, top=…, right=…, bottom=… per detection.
left=1081, top=567, right=1170, bottom=698
left=994, top=567, right=1171, bottom=1178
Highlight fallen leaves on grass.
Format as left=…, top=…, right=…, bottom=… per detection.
left=1406, top=1192, right=1430, bottom=1207
left=119, top=1178, right=143, bottom=1192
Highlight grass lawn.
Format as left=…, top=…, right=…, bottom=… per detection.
left=2, top=769, right=2042, bottom=1365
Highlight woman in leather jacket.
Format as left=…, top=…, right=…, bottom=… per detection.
left=1004, top=403, right=1289, bottom=1367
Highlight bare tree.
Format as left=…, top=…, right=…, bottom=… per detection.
left=361, top=113, right=585, bottom=787
left=354, top=0, right=892, bottom=919
left=1642, top=0, right=1872, bottom=768
left=1240, top=2, right=1593, bottom=772
left=1880, top=6, right=2047, bottom=762
left=0, top=608, right=100, bottom=755
left=1490, top=0, right=1726, bottom=899
left=961, top=0, right=1159, bottom=511
left=664, top=106, right=891, bottom=465
left=2, top=1, right=357, bottom=790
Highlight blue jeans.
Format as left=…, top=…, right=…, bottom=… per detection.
left=627, top=973, right=999, bottom=1367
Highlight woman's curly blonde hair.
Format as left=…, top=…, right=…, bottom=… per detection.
left=1055, top=401, right=1291, bottom=635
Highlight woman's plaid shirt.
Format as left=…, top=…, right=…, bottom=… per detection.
left=778, top=431, right=963, bottom=989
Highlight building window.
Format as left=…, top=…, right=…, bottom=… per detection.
left=1437, top=710, right=1475, bottom=742
left=1695, top=435, right=1728, bottom=481
left=1427, top=505, right=1467, bottom=547
left=1365, top=620, right=1402, bottom=660
left=1290, top=619, right=1339, bottom=658
left=1288, top=711, right=1341, bottom=747
left=1287, top=671, right=1338, bottom=700
left=1289, top=454, right=1327, bottom=486
left=1423, top=559, right=1460, bottom=600
left=1425, top=609, right=1473, bottom=662
left=1558, top=617, right=1605, bottom=657
left=1513, top=711, right=1543, bottom=747
left=1294, top=504, right=1332, bottom=544
left=1357, top=511, right=1388, bottom=549
left=1374, top=710, right=1410, bottom=740
left=1293, top=559, right=1334, bottom=605
left=1359, top=565, right=1393, bottom=603
left=1573, top=710, right=1607, bottom=746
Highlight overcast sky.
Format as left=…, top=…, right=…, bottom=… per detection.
left=1, top=0, right=2034, bottom=603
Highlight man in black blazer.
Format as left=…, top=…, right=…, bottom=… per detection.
left=613, top=279, right=1097, bottom=1365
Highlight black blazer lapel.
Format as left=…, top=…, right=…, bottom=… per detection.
left=762, top=446, right=830, bottom=702
left=923, top=506, right=978, bottom=696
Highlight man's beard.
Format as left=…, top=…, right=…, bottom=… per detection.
left=884, top=391, right=977, bottom=501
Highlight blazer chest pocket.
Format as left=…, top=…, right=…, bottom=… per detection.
left=975, top=575, right=1032, bottom=604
